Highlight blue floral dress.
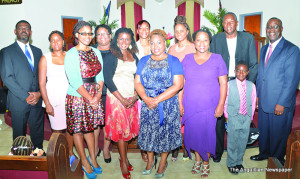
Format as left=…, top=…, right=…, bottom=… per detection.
left=137, top=56, right=182, bottom=153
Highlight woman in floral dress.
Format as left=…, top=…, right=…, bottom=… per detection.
left=64, top=21, right=104, bottom=179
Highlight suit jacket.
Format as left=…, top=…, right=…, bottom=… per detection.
left=210, top=31, right=258, bottom=83
left=256, top=37, right=300, bottom=113
left=0, top=41, right=43, bottom=111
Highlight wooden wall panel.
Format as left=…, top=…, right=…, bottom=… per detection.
left=244, top=15, right=261, bottom=36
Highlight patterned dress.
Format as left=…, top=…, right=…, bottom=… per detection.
left=137, top=57, right=182, bottom=153
left=66, top=49, right=104, bottom=134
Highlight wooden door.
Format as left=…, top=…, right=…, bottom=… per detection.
left=244, top=15, right=261, bottom=35
left=62, top=18, right=79, bottom=51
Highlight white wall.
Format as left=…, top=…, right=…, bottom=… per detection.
left=0, top=0, right=103, bottom=53
left=1, top=0, right=299, bottom=53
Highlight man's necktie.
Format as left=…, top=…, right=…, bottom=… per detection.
left=265, top=44, right=272, bottom=67
left=25, top=45, right=34, bottom=71
left=240, top=83, right=248, bottom=116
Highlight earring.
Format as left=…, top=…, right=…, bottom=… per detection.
left=117, top=43, right=120, bottom=48
left=129, top=45, right=132, bottom=49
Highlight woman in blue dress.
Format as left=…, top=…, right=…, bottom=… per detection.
left=135, top=29, right=184, bottom=178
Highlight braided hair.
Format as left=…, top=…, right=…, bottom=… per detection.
left=110, top=28, right=138, bottom=60
left=48, top=30, right=65, bottom=51
left=174, top=15, right=193, bottom=43
left=11, top=136, right=34, bottom=156
left=72, top=21, right=92, bottom=46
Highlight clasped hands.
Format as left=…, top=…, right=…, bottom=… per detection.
left=144, top=97, right=159, bottom=110
left=121, top=96, right=138, bottom=109
left=26, top=92, right=41, bottom=106
left=89, top=96, right=101, bottom=110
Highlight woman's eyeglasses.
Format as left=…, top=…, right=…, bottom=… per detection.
left=78, top=32, right=94, bottom=36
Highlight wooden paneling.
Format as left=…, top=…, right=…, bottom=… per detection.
left=244, top=15, right=261, bottom=36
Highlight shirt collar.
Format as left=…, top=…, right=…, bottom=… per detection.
left=16, top=40, right=30, bottom=49
left=236, top=78, right=246, bottom=86
left=269, top=36, right=282, bottom=50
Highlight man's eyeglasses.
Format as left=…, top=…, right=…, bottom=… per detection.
left=266, top=25, right=280, bottom=30
left=78, top=32, right=94, bottom=36
left=97, top=33, right=110, bottom=37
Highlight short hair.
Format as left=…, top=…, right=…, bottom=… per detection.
left=48, top=30, right=65, bottom=51
left=11, top=136, right=34, bottom=156
left=173, top=15, right=193, bottom=43
left=72, top=21, right=92, bottom=45
left=235, top=61, right=249, bottom=70
left=95, top=24, right=112, bottom=36
left=222, top=12, right=238, bottom=22
left=136, top=20, right=151, bottom=41
left=149, top=29, right=168, bottom=41
left=110, top=28, right=138, bottom=59
left=192, top=27, right=213, bottom=43
left=15, top=20, right=31, bottom=30
left=267, top=17, right=283, bottom=27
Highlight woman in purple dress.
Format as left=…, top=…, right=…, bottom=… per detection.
left=179, top=28, right=227, bottom=178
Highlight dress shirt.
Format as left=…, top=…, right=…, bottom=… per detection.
left=265, top=36, right=282, bottom=64
left=16, top=40, right=34, bottom=68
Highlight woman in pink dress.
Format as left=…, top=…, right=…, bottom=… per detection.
left=168, top=15, right=195, bottom=162
left=39, top=30, right=74, bottom=156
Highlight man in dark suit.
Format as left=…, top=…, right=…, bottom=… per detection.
left=250, top=17, right=300, bottom=165
left=0, top=20, right=44, bottom=150
left=210, top=12, right=258, bottom=162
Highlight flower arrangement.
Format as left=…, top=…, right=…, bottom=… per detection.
left=166, top=33, right=174, bottom=48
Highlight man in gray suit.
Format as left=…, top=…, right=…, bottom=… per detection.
left=210, top=12, right=258, bottom=162
left=0, top=20, right=44, bottom=150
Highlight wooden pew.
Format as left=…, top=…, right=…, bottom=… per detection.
left=0, top=133, right=83, bottom=179
left=266, top=130, right=300, bottom=179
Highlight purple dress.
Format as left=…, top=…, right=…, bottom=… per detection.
left=181, top=53, right=227, bottom=161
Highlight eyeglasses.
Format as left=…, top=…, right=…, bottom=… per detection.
left=97, top=33, right=110, bottom=37
left=235, top=70, right=248, bottom=74
left=266, top=25, right=280, bottom=30
left=78, top=32, right=94, bottom=36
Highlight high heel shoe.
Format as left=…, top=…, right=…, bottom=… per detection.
left=103, top=148, right=112, bottom=163
left=154, top=161, right=168, bottom=178
left=96, top=148, right=101, bottom=158
left=82, top=166, right=97, bottom=179
left=87, top=156, right=102, bottom=174
left=119, top=158, right=131, bottom=179
left=142, top=157, right=157, bottom=175
left=119, top=158, right=134, bottom=171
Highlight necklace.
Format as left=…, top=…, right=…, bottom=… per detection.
left=175, top=43, right=188, bottom=52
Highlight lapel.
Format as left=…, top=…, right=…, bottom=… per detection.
left=265, top=37, right=285, bottom=73
left=260, top=45, right=268, bottom=74
left=235, top=32, right=241, bottom=63
left=220, top=32, right=230, bottom=66
left=13, top=42, right=34, bottom=73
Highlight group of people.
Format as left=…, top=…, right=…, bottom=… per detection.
left=0, top=11, right=299, bottom=179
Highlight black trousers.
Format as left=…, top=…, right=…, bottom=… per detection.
left=11, top=106, right=44, bottom=149
left=215, top=115, right=226, bottom=158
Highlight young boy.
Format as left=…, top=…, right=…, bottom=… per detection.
left=224, top=62, right=257, bottom=175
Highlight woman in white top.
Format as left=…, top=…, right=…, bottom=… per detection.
left=39, top=31, right=74, bottom=156
left=136, top=20, right=151, bottom=60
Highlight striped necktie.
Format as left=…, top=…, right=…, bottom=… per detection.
left=265, top=44, right=272, bottom=67
left=25, top=45, right=34, bottom=71
left=240, top=82, right=248, bottom=116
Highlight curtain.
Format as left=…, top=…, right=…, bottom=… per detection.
left=121, top=4, right=126, bottom=27
left=177, top=2, right=186, bottom=16
left=194, top=2, right=201, bottom=32
left=134, top=3, right=143, bottom=41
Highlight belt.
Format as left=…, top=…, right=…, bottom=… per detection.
left=82, top=77, right=96, bottom=83
left=228, top=76, right=236, bottom=81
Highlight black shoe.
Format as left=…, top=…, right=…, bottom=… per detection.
left=236, top=165, right=244, bottom=173
left=250, top=155, right=267, bottom=161
left=104, top=157, right=111, bottom=163
left=213, top=157, right=221, bottom=163
left=228, top=166, right=238, bottom=175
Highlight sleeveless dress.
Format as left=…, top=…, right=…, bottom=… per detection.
left=137, top=57, right=182, bottom=153
left=42, top=52, right=68, bottom=130
left=66, top=49, right=104, bottom=134
left=105, top=59, right=140, bottom=142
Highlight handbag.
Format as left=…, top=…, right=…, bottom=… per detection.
left=247, top=122, right=260, bottom=145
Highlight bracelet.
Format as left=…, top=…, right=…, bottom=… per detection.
left=134, top=94, right=140, bottom=100
left=121, top=98, right=125, bottom=103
